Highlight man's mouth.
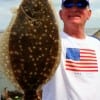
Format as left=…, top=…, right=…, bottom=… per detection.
left=68, top=15, right=81, bottom=18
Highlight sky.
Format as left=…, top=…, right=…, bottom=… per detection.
left=0, top=0, right=100, bottom=31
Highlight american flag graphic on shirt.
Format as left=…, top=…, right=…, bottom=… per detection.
left=65, top=48, right=98, bottom=72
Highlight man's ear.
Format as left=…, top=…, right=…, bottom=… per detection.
left=87, top=9, right=92, bottom=20
left=59, top=9, right=63, bottom=20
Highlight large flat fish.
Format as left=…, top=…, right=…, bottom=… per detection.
left=2, top=0, right=61, bottom=99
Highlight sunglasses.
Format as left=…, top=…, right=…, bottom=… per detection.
left=62, top=1, right=89, bottom=9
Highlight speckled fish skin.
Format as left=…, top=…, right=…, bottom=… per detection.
left=8, top=0, right=60, bottom=100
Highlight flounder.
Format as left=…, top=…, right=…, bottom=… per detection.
left=0, top=0, right=61, bottom=100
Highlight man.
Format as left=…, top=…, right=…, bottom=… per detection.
left=1, top=88, right=8, bottom=100
left=42, top=0, right=100, bottom=100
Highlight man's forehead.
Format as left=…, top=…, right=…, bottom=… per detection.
left=62, top=0, right=90, bottom=7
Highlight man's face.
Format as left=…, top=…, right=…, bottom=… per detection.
left=59, top=1, right=91, bottom=27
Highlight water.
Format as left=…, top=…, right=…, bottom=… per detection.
left=0, top=28, right=99, bottom=35
left=0, top=71, right=15, bottom=93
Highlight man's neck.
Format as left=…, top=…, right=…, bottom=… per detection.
left=64, top=25, right=86, bottom=39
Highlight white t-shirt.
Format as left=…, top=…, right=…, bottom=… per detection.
left=42, top=32, right=100, bottom=100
